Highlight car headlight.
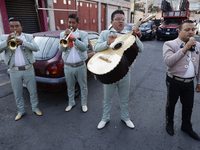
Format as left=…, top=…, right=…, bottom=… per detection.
left=176, top=28, right=179, bottom=31
left=146, top=29, right=151, bottom=33
left=158, top=27, right=162, bottom=30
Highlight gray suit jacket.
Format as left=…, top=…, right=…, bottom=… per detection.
left=0, top=33, right=39, bottom=68
left=163, top=37, right=200, bottom=82
left=59, top=29, right=88, bottom=62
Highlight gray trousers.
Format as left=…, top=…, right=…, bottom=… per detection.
left=64, top=63, right=87, bottom=106
left=9, top=66, right=39, bottom=115
left=102, top=71, right=131, bottom=122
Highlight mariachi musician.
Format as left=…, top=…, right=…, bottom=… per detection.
left=59, top=13, right=88, bottom=113
left=94, top=10, right=144, bottom=129
left=0, top=17, right=42, bottom=121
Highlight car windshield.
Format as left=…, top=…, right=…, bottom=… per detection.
left=163, top=20, right=182, bottom=25
left=140, top=22, right=151, bottom=28
left=33, top=36, right=59, bottom=61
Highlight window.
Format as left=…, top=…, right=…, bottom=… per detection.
left=163, top=20, right=182, bottom=25
left=33, top=37, right=59, bottom=60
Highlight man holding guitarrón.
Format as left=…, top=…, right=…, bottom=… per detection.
left=94, top=10, right=144, bottom=129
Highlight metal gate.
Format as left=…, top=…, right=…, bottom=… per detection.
left=5, top=0, right=40, bottom=33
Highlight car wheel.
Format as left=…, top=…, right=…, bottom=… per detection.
left=63, top=82, right=80, bottom=98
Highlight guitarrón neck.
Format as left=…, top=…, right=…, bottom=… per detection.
left=129, top=20, right=142, bottom=35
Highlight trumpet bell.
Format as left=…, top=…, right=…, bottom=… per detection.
left=60, top=39, right=68, bottom=48
left=7, top=40, right=18, bottom=50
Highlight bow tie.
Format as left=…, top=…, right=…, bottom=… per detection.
left=180, top=43, right=186, bottom=48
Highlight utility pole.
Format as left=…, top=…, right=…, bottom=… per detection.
left=133, top=0, right=136, bottom=23
left=152, top=0, right=154, bottom=13
left=145, top=0, right=148, bottom=17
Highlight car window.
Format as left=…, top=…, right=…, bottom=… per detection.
left=88, top=33, right=99, bottom=52
left=163, top=20, right=182, bottom=25
left=124, top=25, right=132, bottom=31
left=88, top=33, right=99, bottom=40
left=33, top=36, right=59, bottom=61
left=140, top=22, right=151, bottom=28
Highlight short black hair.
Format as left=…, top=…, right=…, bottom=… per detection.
left=179, top=20, right=194, bottom=30
left=111, top=10, right=125, bottom=21
left=68, top=13, right=79, bottom=23
left=8, top=17, right=22, bottom=25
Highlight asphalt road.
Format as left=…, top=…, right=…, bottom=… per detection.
left=0, top=37, right=200, bottom=150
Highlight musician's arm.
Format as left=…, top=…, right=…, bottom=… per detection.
left=129, top=36, right=144, bottom=69
left=136, top=36, right=143, bottom=53
left=94, top=31, right=109, bottom=53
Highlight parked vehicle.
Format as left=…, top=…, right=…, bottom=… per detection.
left=156, top=9, right=190, bottom=40
left=124, top=23, right=142, bottom=39
left=32, top=30, right=99, bottom=97
left=139, top=21, right=156, bottom=40
left=153, top=19, right=161, bottom=30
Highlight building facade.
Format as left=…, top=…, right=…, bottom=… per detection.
left=0, top=0, right=131, bottom=34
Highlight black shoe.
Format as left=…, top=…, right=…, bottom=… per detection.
left=166, top=124, right=174, bottom=135
left=181, top=127, right=200, bottom=141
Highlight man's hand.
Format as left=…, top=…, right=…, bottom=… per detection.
left=132, top=26, right=139, bottom=36
left=182, top=38, right=197, bottom=54
left=195, top=84, right=200, bottom=93
left=16, top=38, right=23, bottom=45
left=64, top=28, right=72, bottom=36
left=107, top=34, right=117, bottom=45
left=64, top=28, right=76, bottom=42
left=6, top=33, right=15, bottom=43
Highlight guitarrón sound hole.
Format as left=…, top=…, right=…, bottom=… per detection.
left=113, top=43, right=122, bottom=50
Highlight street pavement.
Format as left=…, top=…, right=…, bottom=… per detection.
left=0, top=37, right=200, bottom=150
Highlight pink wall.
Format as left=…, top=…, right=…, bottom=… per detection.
left=38, top=0, right=48, bottom=31
left=0, top=0, right=10, bottom=34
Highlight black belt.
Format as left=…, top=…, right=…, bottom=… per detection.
left=12, top=65, right=32, bottom=71
left=64, top=61, right=84, bottom=67
left=167, top=72, right=194, bottom=83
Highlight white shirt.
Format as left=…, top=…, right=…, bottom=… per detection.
left=65, top=29, right=82, bottom=63
left=183, top=51, right=195, bottom=78
left=14, top=35, right=26, bottom=66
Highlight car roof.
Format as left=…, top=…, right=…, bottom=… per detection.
left=33, top=30, right=99, bottom=37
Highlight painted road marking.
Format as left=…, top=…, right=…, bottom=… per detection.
left=0, top=81, right=11, bottom=86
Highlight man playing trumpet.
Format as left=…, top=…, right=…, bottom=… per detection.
left=59, top=13, right=89, bottom=112
left=0, top=17, right=42, bottom=121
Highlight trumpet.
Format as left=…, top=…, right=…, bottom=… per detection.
left=60, top=27, right=74, bottom=47
left=7, top=31, right=18, bottom=50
